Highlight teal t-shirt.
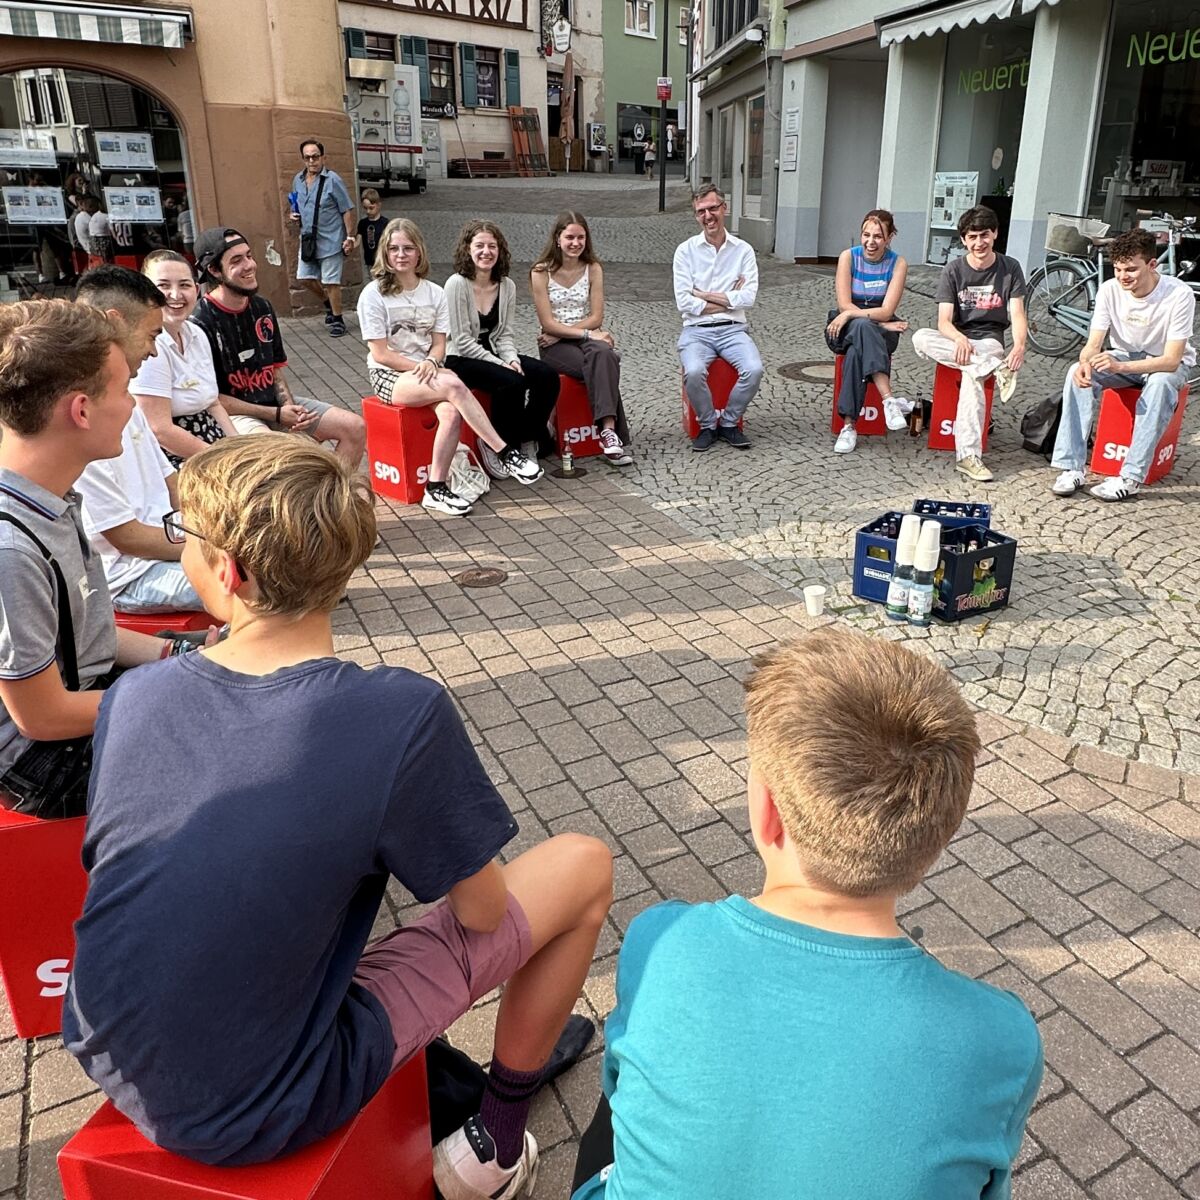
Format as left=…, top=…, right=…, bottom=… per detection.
left=574, top=896, right=1042, bottom=1200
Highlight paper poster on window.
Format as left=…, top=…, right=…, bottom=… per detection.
left=930, top=171, right=979, bottom=230
left=104, top=186, right=163, bottom=223
left=3, top=186, right=66, bottom=223
left=95, top=131, right=157, bottom=170
left=0, top=129, right=56, bottom=167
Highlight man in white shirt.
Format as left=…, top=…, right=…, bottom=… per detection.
left=673, top=184, right=763, bottom=452
left=76, top=404, right=203, bottom=612
left=1050, top=227, right=1196, bottom=502
left=73, top=194, right=99, bottom=257
left=88, top=204, right=114, bottom=263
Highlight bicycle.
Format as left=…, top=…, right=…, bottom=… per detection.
left=1025, top=210, right=1200, bottom=357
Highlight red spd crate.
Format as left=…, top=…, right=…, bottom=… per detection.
left=1090, top=385, right=1189, bottom=484
left=364, top=392, right=490, bottom=504
left=0, top=808, right=87, bottom=1039
left=59, top=1049, right=433, bottom=1200
left=681, top=358, right=741, bottom=438
left=927, top=363, right=995, bottom=452
left=831, top=356, right=887, bottom=436
left=554, top=375, right=604, bottom=460
left=114, top=610, right=215, bottom=635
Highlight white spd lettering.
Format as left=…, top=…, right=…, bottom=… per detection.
left=1101, top=442, right=1129, bottom=462
left=862, top=406, right=879, bottom=422
left=939, top=419, right=955, bottom=436
left=563, top=425, right=599, bottom=445
left=37, top=958, right=71, bottom=998
left=416, top=465, right=430, bottom=485
left=373, top=460, right=402, bottom=484
left=1157, top=443, right=1174, bottom=466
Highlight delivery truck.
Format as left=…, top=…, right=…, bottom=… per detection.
left=347, top=61, right=427, bottom=195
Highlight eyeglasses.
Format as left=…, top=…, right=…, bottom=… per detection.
left=302, top=153, right=323, bottom=161
left=163, top=510, right=247, bottom=581
left=694, top=203, right=725, bottom=216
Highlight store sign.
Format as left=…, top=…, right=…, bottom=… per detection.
left=422, top=100, right=456, bottom=119
left=957, top=57, right=1029, bottom=95
left=1127, top=28, right=1200, bottom=68
left=103, top=186, right=164, bottom=223
left=657, top=76, right=672, bottom=100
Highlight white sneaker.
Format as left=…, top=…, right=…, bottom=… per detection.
left=882, top=396, right=910, bottom=431
left=478, top=443, right=508, bottom=480
left=956, top=455, right=995, bottom=483
left=498, top=445, right=544, bottom=485
left=598, top=428, right=632, bottom=465
left=993, top=364, right=1018, bottom=403
left=422, top=483, right=472, bottom=516
left=1090, top=476, right=1140, bottom=502
left=433, top=1117, right=539, bottom=1200
left=834, top=425, right=857, bottom=454
left=1051, top=470, right=1086, bottom=496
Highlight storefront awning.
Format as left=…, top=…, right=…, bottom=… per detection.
left=0, top=2, right=192, bottom=48
left=1018, top=0, right=1061, bottom=11
left=879, top=0, right=1018, bottom=47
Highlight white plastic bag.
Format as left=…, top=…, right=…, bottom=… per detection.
left=448, top=443, right=490, bottom=503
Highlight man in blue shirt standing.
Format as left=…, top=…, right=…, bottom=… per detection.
left=289, top=139, right=357, bottom=338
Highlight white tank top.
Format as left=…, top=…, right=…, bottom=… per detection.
left=547, top=264, right=590, bottom=326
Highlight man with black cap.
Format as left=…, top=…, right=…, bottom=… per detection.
left=190, top=227, right=365, bottom=467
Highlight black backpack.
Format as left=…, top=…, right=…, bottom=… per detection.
left=1020, top=393, right=1062, bottom=456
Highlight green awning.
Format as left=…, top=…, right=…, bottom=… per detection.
left=0, top=2, right=192, bottom=48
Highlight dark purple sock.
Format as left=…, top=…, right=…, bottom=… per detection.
left=479, top=1056, right=543, bottom=1168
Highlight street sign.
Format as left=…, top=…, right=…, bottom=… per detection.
left=657, top=76, right=672, bottom=100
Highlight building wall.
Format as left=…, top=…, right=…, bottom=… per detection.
left=544, top=0, right=605, bottom=169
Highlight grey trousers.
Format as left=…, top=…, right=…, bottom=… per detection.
left=539, top=338, right=631, bottom=444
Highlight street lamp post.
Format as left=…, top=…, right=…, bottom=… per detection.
left=658, top=0, right=668, bottom=213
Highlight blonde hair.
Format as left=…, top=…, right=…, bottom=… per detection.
left=372, top=218, right=429, bottom=293
left=744, top=629, right=979, bottom=896
left=141, top=249, right=191, bottom=275
left=178, top=436, right=376, bottom=617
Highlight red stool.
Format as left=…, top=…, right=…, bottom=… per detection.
left=114, top=254, right=140, bottom=271
left=554, top=375, right=603, bottom=460
left=59, top=1049, right=433, bottom=1199
left=363, top=393, right=491, bottom=505
left=1090, top=385, right=1189, bottom=484
left=681, top=358, right=741, bottom=438
left=114, top=610, right=215, bottom=635
left=831, top=356, right=887, bottom=436
left=927, top=363, right=995, bottom=452
left=0, top=808, right=87, bottom=1038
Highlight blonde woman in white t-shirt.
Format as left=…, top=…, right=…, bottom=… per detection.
left=133, top=250, right=236, bottom=468
left=357, top=218, right=543, bottom=516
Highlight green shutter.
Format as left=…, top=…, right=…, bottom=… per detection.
left=504, top=48, right=520, bottom=106
left=343, top=27, right=366, bottom=59
left=401, top=36, right=431, bottom=103
left=460, top=43, right=477, bottom=108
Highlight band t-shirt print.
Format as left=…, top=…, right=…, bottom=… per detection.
left=357, top=279, right=451, bottom=368
left=935, top=254, right=1027, bottom=344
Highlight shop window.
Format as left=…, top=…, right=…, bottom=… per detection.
left=625, top=0, right=654, bottom=37
left=364, top=32, right=396, bottom=62
left=428, top=41, right=455, bottom=108
left=475, top=47, right=500, bottom=107
left=743, top=93, right=764, bottom=218
left=1087, top=0, right=1200, bottom=232
left=0, top=67, right=194, bottom=300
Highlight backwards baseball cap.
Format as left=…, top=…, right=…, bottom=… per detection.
left=193, top=227, right=249, bottom=276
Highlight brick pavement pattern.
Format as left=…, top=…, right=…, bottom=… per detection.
left=3, top=177, right=1199, bottom=1199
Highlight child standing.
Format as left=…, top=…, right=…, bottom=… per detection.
left=572, top=628, right=1042, bottom=1200
left=357, top=188, right=388, bottom=271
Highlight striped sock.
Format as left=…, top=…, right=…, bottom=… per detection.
left=479, top=1057, right=542, bottom=1168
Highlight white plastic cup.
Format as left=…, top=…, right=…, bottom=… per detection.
left=803, top=585, right=827, bottom=617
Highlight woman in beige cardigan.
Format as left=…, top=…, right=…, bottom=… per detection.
left=444, top=220, right=561, bottom=478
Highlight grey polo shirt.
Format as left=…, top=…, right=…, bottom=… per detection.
left=0, top=468, right=116, bottom=776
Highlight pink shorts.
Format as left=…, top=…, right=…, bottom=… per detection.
left=354, top=893, right=533, bottom=1070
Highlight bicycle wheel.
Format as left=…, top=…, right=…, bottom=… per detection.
left=1026, top=258, right=1094, bottom=357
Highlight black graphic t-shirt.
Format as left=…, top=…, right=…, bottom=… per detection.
left=190, top=294, right=287, bottom=409
left=935, top=253, right=1027, bottom=343
left=358, top=216, right=388, bottom=270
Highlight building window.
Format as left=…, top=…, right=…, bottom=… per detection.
left=679, top=5, right=688, bottom=45
left=475, top=46, right=500, bottom=107
left=625, top=0, right=654, bottom=37
left=20, top=72, right=63, bottom=127
left=364, top=32, right=396, bottom=61
left=710, top=0, right=758, bottom=50
left=429, top=41, right=455, bottom=108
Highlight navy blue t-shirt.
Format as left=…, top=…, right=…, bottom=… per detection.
left=62, top=654, right=517, bottom=1166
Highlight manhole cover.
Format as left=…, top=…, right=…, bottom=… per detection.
left=778, top=360, right=835, bottom=383
left=453, top=567, right=508, bottom=588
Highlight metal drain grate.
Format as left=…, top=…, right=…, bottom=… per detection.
left=778, top=361, right=835, bottom=383
left=453, top=567, right=508, bottom=588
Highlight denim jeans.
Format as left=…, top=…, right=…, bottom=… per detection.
left=1051, top=350, right=1189, bottom=483
left=678, top=324, right=764, bottom=429
left=113, top=561, right=204, bottom=613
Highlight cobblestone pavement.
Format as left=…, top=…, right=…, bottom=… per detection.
left=3, top=178, right=1200, bottom=1199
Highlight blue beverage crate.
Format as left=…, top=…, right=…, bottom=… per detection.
left=852, top=511, right=907, bottom=604
left=912, top=498, right=991, bottom=531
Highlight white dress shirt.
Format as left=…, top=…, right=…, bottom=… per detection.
left=673, top=230, right=759, bottom=326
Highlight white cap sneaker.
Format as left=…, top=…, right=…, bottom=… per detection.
left=1090, top=476, right=1140, bottom=502
left=834, top=425, right=858, bottom=454
left=882, top=396, right=910, bottom=431
left=433, top=1117, right=539, bottom=1200
left=1051, top=470, right=1086, bottom=496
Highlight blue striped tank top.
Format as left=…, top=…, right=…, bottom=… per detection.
left=850, top=245, right=896, bottom=307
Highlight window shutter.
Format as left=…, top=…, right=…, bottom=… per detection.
left=343, top=27, right=367, bottom=59
left=504, top=48, right=520, bottom=106
left=460, top=43, right=477, bottom=108
left=402, top=36, right=431, bottom=103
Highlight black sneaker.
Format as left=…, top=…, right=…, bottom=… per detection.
left=329, top=317, right=346, bottom=338
left=692, top=427, right=717, bottom=452
left=717, top=424, right=751, bottom=449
